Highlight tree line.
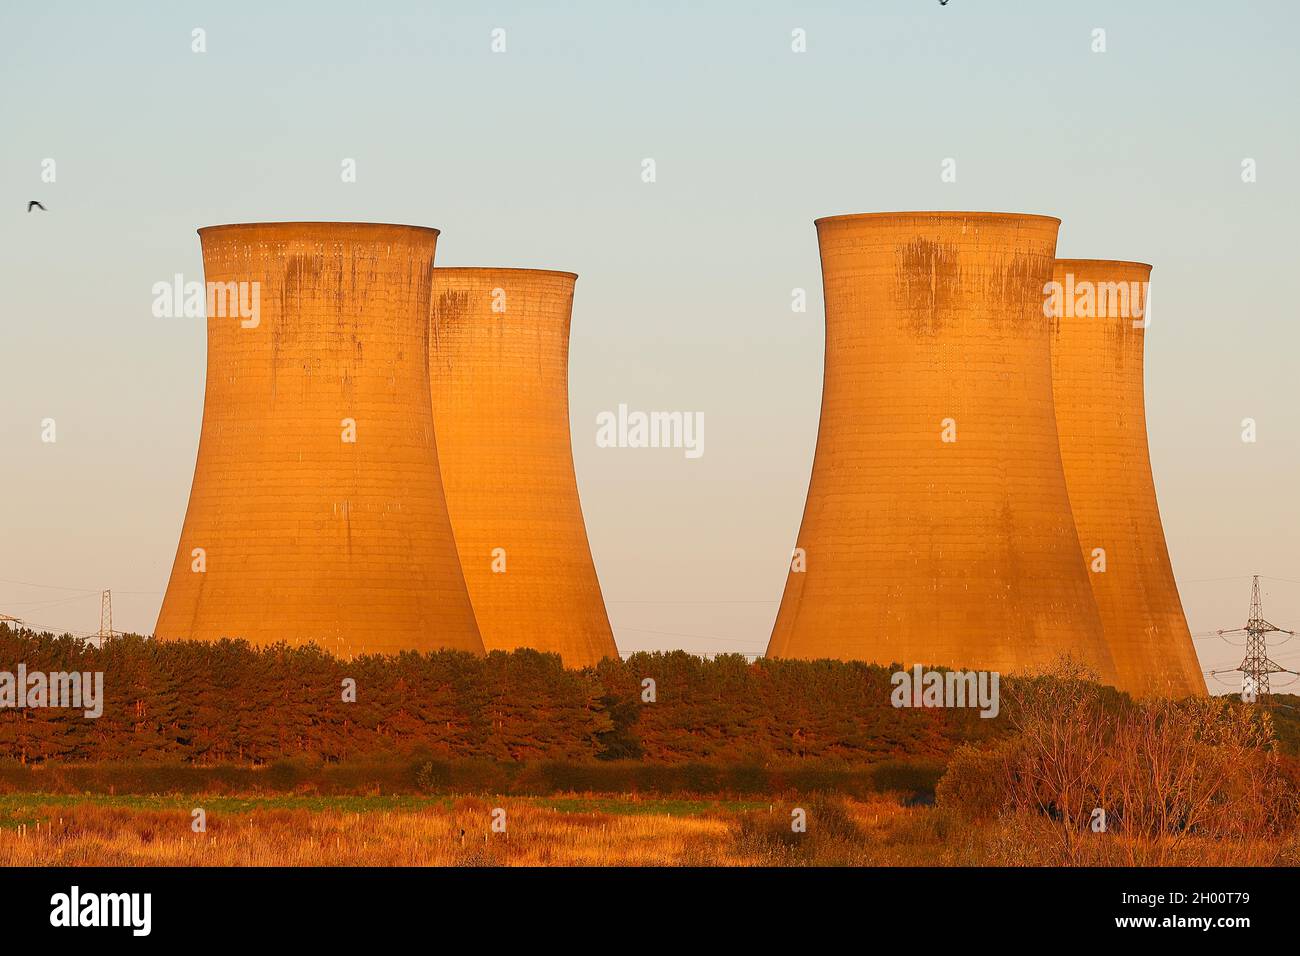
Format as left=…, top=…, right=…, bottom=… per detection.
left=0, top=625, right=1012, bottom=765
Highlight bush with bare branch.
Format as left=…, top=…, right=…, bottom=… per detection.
left=937, top=657, right=1300, bottom=864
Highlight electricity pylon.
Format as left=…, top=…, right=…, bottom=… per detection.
left=97, top=589, right=113, bottom=647
left=1214, top=575, right=1296, bottom=700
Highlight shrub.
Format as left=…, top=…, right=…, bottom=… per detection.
left=935, top=743, right=1014, bottom=822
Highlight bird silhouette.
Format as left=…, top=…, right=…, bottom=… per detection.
left=940, top=0, right=950, bottom=5
left=27, top=201, right=47, bottom=212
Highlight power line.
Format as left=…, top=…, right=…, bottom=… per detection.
left=1212, top=575, right=1299, bottom=699
left=0, top=585, right=132, bottom=643
left=0, top=575, right=159, bottom=595
left=0, top=617, right=98, bottom=638
left=1179, top=574, right=1300, bottom=587
left=0, top=591, right=101, bottom=610
left=0, top=576, right=98, bottom=593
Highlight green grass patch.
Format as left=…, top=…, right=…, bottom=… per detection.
left=0, top=792, right=455, bottom=823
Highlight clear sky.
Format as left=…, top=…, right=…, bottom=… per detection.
left=2, top=1, right=1297, bottom=692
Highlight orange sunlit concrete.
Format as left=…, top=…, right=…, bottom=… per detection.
left=768, top=212, right=1117, bottom=684
left=1050, top=259, right=1205, bottom=697
left=429, top=268, right=617, bottom=668
left=155, top=222, right=483, bottom=657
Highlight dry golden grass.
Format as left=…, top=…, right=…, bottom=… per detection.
left=3, top=793, right=1294, bottom=866
left=0, top=796, right=741, bottom=866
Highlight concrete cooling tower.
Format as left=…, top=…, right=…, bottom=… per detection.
left=429, top=268, right=617, bottom=668
left=1049, top=259, right=1205, bottom=697
left=155, top=222, right=483, bottom=658
left=767, top=212, right=1117, bottom=684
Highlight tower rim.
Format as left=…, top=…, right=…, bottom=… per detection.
left=1055, top=257, right=1153, bottom=271
left=814, top=210, right=1061, bottom=227
left=197, top=221, right=441, bottom=238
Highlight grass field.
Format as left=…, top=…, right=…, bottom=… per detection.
left=1, top=667, right=1294, bottom=866
left=0, top=791, right=938, bottom=866
left=0, top=792, right=769, bottom=866
left=2, top=791, right=1296, bottom=866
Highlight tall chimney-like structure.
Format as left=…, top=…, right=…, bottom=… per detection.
left=155, top=222, right=483, bottom=658
left=429, top=268, right=617, bottom=668
left=1049, top=259, right=1205, bottom=697
left=767, top=212, right=1116, bottom=683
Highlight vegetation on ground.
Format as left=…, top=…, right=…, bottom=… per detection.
left=2, top=627, right=1297, bottom=866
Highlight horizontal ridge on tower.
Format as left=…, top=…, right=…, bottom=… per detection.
left=155, top=222, right=483, bottom=658
left=429, top=267, right=617, bottom=668
left=768, top=211, right=1117, bottom=684
left=1049, top=258, right=1205, bottom=697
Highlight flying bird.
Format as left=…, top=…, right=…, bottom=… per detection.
left=27, top=201, right=47, bottom=212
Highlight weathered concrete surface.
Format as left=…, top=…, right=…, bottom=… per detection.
left=1050, top=259, right=1205, bottom=697
left=768, top=212, right=1116, bottom=684
left=155, top=222, right=483, bottom=657
left=430, top=268, right=617, bottom=668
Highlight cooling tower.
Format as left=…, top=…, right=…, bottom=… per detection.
left=155, top=222, right=483, bottom=658
left=429, top=268, right=617, bottom=668
left=767, top=212, right=1117, bottom=684
left=1049, top=260, right=1205, bottom=697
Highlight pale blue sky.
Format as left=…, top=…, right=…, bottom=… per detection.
left=2, top=1, right=1297, bottom=692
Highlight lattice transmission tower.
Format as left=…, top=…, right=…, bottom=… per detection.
left=97, top=589, right=113, bottom=647
left=1212, top=575, right=1297, bottom=699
